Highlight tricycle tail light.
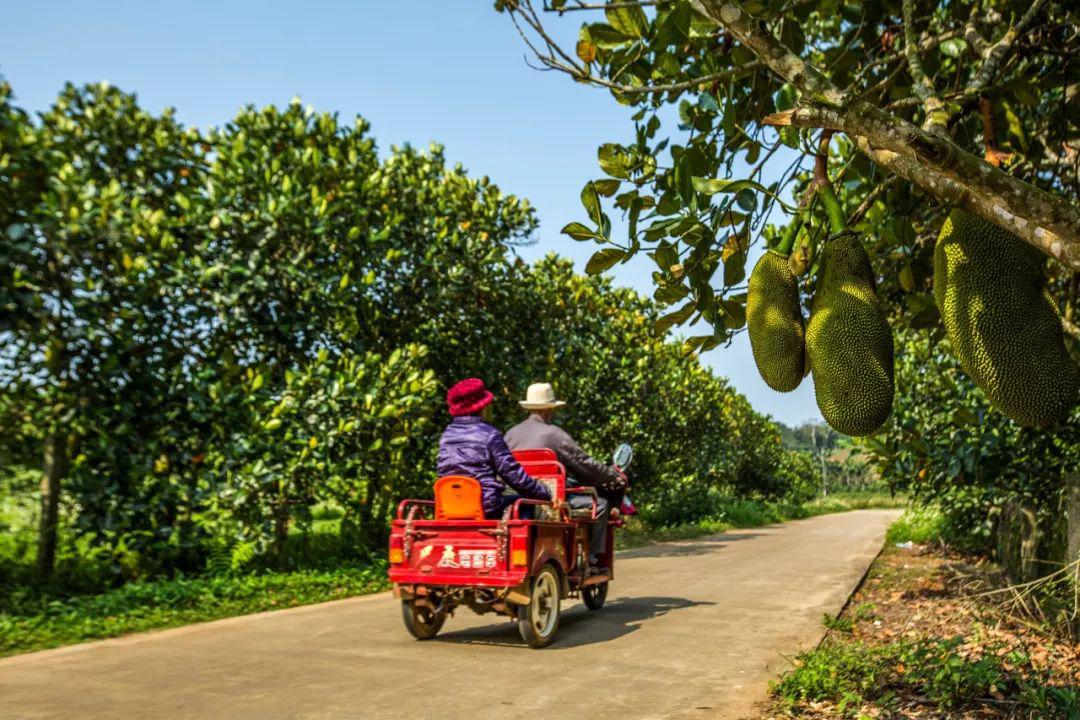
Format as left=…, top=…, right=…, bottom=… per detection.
left=389, top=535, right=404, bottom=565
left=510, top=532, right=528, bottom=568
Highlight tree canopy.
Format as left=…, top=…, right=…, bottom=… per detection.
left=497, top=0, right=1078, bottom=351
left=0, top=82, right=814, bottom=580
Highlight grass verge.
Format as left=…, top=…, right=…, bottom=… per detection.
left=1, top=564, right=389, bottom=658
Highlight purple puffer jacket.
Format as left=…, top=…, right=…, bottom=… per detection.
left=436, top=416, right=551, bottom=518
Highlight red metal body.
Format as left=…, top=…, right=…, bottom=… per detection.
left=388, top=449, right=618, bottom=646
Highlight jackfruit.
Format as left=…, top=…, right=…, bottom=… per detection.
left=806, top=236, right=894, bottom=435
left=934, top=210, right=1078, bottom=426
left=747, top=251, right=806, bottom=392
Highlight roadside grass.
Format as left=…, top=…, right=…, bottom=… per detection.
left=766, top=524, right=1080, bottom=719
left=0, top=564, right=389, bottom=658
left=885, top=503, right=949, bottom=545
left=617, top=492, right=905, bottom=550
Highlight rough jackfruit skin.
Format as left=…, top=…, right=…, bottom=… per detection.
left=934, top=210, right=1078, bottom=426
left=747, top=251, right=806, bottom=392
left=807, top=236, right=895, bottom=436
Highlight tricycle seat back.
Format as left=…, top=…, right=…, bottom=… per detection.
left=434, top=475, right=485, bottom=520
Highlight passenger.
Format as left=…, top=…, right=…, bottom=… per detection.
left=436, top=378, right=552, bottom=520
left=504, top=383, right=627, bottom=573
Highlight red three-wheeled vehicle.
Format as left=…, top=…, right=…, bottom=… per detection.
left=388, top=445, right=631, bottom=648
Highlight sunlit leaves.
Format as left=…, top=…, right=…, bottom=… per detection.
left=585, top=247, right=627, bottom=274
left=605, top=3, right=648, bottom=39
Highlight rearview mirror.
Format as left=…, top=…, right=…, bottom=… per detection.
left=612, top=443, right=633, bottom=469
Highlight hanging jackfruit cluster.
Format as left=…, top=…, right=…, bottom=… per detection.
left=747, top=251, right=805, bottom=392
left=934, top=209, right=1078, bottom=426
left=805, top=236, right=895, bottom=436
left=746, top=224, right=894, bottom=435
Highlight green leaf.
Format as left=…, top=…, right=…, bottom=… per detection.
left=585, top=248, right=627, bottom=274
left=593, top=179, right=621, bottom=197
left=655, top=301, right=695, bottom=334
left=774, top=83, right=799, bottom=112
left=562, top=222, right=600, bottom=241
left=581, top=181, right=602, bottom=224
left=598, top=144, right=632, bottom=179
left=587, top=23, right=633, bottom=49
left=939, top=38, right=967, bottom=58
left=606, top=4, right=648, bottom=38
left=692, top=176, right=795, bottom=211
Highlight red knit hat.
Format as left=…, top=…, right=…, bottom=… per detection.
left=447, top=378, right=494, bottom=417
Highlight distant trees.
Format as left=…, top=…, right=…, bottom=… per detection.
left=1, top=82, right=806, bottom=582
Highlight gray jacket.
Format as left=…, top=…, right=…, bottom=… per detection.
left=504, top=414, right=625, bottom=494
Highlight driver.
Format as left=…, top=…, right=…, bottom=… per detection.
left=504, top=383, right=627, bottom=573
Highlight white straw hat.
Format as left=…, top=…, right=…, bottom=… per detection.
left=519, top=382, right=567, bottom=410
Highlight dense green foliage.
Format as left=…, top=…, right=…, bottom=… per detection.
left=866, top=330, right=1080, bottom=553
left=0, top=82, right=820, bottom=596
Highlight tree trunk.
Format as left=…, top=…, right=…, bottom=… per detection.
left=1068, top=473, right=1080, bottom=570
left=1018, top=506, right=1044, bottom=584
left=36, top=433, right=69, bottom=578
left=272, top=506, right=289, bottom=555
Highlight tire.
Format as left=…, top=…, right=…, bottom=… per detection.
left=517, top=565, right=561, bottom=648
left=581, top=581, right=608, bottom=611
left=401, top=599, right=445, bottom=640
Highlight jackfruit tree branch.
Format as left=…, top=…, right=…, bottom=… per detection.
left=901, top=0, right=948, bottom=135
left=763, top=105, right=1080, bottom=273
left=689, top=1, right=1080, bottom=271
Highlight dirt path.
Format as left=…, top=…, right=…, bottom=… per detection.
left=0, top=509, right=898, bottom=720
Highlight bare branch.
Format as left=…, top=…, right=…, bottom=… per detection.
left=509, top=0, right=756, bottom=97
left=970, top=0, right=1052, bottom=94
left=901, top=0, right=948, bottom=135
left=963, top=4, right=991, bottom=57
left=550, top=0, right=658, bottom=10
left=689, top=1, right=846, bottom=107
left=848, top=176, right=898, bottom=226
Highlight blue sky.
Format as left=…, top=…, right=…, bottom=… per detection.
left=2, top=0, right=821, bottom=426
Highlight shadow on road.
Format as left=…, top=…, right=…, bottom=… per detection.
left=619, top=531, right=768, bottom=559
left=433, top=596, right=714, bottom=650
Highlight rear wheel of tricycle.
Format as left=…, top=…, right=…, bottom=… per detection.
left=517, top=565, right=561, bottom=648
left=581, top=581, right=608, bottom=610
left=401, top=599, right=445, bottom=640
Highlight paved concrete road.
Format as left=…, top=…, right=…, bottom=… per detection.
left=1, top=509, right=898, bottom=720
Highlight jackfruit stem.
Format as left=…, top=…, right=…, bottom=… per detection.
left=813, top=130, right=847, bottom=236
left=774, top=213, right=804, bottom=257
left=818, top=185, right=847, bottom=235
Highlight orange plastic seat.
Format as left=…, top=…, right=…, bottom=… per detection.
left=434, top=475, right=485, bottom=520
